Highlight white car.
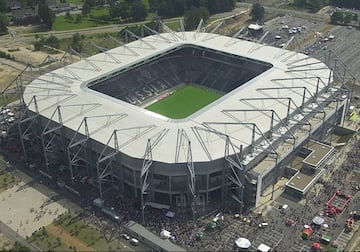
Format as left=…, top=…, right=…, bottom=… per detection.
left=259, top=222, right=268, bottom=228
left=6, top=117, right=15, bottom=123
left=130, top=238, right=139, bottom=246
left=121, top=233, right=130, bottom=240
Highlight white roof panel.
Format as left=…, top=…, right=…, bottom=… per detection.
left=24, top=32, right=331, bottom=163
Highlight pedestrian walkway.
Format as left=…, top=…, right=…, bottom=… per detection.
left=289, top=241, right=311, bottom=251
left=251, top=229, right=283, bottom=250
left=0, top=181, right=67, bottom=238
left=335, top=221, right=360, bottom=249
left=255, top=178, right=288, bottom=215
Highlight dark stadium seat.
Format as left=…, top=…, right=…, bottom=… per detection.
left=88, top=45, right=272, bottom=105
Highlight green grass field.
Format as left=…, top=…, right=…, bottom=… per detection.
left=53, top=8, right=110, bottom=31
left=53, top=15, right=97, bottom=31
left=146, top=85, right=222, bottom=119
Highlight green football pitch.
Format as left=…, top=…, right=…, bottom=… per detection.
left=146, top=85, right=222, bottom=119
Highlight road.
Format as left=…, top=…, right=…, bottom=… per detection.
left=0, top=16, right=182, bottom=47
left=0, top=10, right=237, bottom=49
left=0, top=3, right=331, bottom=48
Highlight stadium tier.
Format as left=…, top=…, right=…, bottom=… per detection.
left=87, top=45, right=272, bottom=106
left=20, top=31, right=349, bottom=213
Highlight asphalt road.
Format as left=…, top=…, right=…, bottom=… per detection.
left=0, top=3, right=330, bottom=47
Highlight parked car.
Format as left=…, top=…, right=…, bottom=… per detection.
left=120, top=233, right=130, bottom=240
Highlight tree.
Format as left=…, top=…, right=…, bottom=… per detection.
left=294, top=0, right=307, bottom=6
left=82, top=2, right=91, bottom=15
left=33, top=35, right=43, bottom=51
left=157, top=1, right=175, bottom=18
left=330, top=10, right=344, bottom=24
left=84, top=0, right=96, bottom=8
left=308, top=0, right=322, bottom=12
left=0, top=14, right=9, bottom=33
left=26, top=0, right=38, bottom=8
left=149, top=0, right=234, bottom=19
left=65, top=11, right=73, bottom=20
left=343, top=12, right=353, bottom=24
left=250, top=3, right=264, bottom=21
left=71, top=33, right=84, bottom=52
left=109, top=2, right=131, bottom=19
left=353, top=13, right=358, bottom=21
left=221, top=0, right=236, bottom=12
left=130, top=0, right=148, bottom=21
left=38, top=0, right=56, bottom=29
left=46, top=34, right=60, bottom=48
left=330, top=0, right=360, bottom=10
left=75, top=14, right=83, bottom=23
left=0, top=0, right=8, bottom=12
left=173, top=0, right=187, bottom=16
left=184, top=6, right=209, bottom=31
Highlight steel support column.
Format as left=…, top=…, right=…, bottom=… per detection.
left=141, top=139, right=152, bottom=224
left=18, top=96, right=41, bottom=163
left=97, top=130, right=119, bottom=199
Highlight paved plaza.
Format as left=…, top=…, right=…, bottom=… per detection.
left=0, top=181, right=67, bottom=238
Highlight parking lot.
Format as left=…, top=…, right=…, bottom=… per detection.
left=261, top=15, right=328, bottom=48
left=251, top=229, right=284, bottom=249
left=308, top=26, right=360, bottom=79
left=239, top=12, right=360, bottom=83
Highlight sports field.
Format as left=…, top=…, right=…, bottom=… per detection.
left=146, top=85, right=222, bottom=119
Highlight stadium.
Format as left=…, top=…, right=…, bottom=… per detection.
left=18, top=29, right=349, bottom=216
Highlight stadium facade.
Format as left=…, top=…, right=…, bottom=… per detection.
left=19, top=30, right=349, bottom=215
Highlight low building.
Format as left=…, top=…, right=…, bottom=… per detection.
left=285, top=141, right=335, bottom=198
left=11, top=8, right=38, bottom=25
left=9, top=0, right=22, bottom=11
left=47, top=0, right=77, bottom=14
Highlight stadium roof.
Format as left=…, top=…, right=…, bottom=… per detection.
left=23, top=31, right=332, bottom=164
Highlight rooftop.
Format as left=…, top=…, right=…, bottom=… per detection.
left=303, top=140, right=334, bottom=167
left=23, top=31, right=332, bottom=164
left=287, top=169, right=323, bottom=192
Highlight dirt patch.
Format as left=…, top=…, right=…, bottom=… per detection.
left=0, top=187, right=8, bottom=193
left=0, top=63, right=20, bottom=90
left=45, top=224, right=96, bottom=252
left=217, top=10, right=252, bottom=36
left=0, top=46, right=63, bottom=66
